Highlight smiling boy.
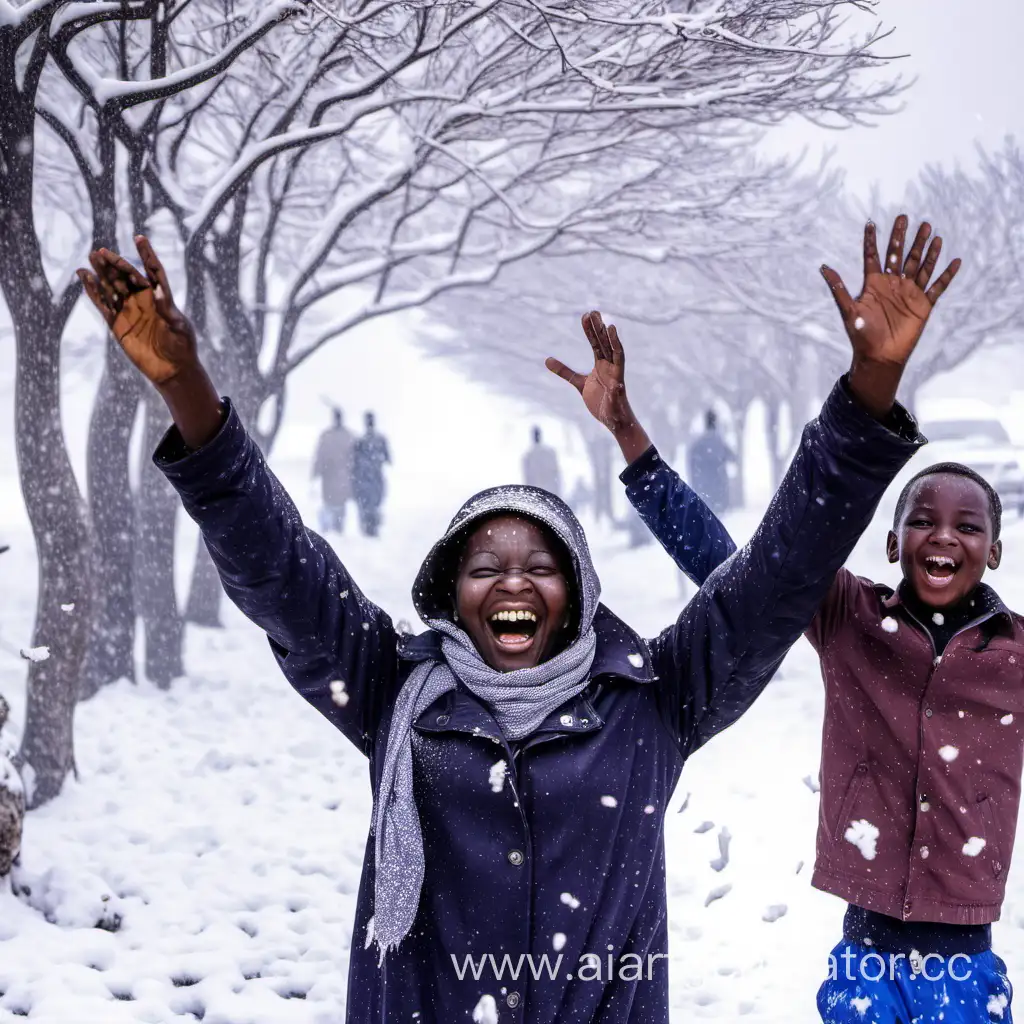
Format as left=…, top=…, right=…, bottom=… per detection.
left=627, top=424, right=1022, bottom=1024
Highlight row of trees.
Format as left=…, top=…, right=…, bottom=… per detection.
left=426, top=139, right=1024, bottom=506
left=1, top=0, right=900, bottom=804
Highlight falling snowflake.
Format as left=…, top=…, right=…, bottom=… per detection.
left=489, top=760, right=507, bottom=793
left=627, top=652, right=644, bottom=668
left=854, top=317, right=866, bottom=331
left=600, top=795, right=618, bottom=808
left=473, top=994, right=498, bottom=1024
left=851, top=995, right=872, bottom=1017
left=881, top=617, right=898, bottom=633
left=932, top=612, right=945, bottom=625
left=963, top=836, right=987, bottom=857
left=329, top=680, right=349, bottom=707
left=989, top=992, right=1010, bottom=1018
left=844, top=819, right=879, bottom=861
left=552, top=932, right=567, bottom=951
left=1001, top=714, right=1014, bottom=726
left=938, top=745, right=959, bottom=763
left=643, top=805, right=655, bottom=815
left=560, top=892, right=580, bottom=909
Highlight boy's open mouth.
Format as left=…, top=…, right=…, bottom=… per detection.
left=922, top=554, right=959, bottom=586
left=488, top=608, right=540, bottom=651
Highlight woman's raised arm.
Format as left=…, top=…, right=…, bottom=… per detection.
left=78, top=238, right=398, bottom=753
left=649, top=214, right=959, bottom=756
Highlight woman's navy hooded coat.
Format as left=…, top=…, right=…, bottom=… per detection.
left=156, top=379, right=921, bottom=1023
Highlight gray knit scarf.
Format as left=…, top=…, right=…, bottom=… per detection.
left=372, top=485, right=601, bottom=957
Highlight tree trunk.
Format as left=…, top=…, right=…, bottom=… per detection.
left=182, top=358, right=260, bottom=628
left=79, top=342, right=140, bottom=700
left=765, top=395, right=786, bottom=492
left=135, top=398, right=183, bottom=689
left=11, top=305, right=92, bottom=806
left=0, top=69, right=92, bottom=806
left=184, top=542, right=224, bottom=628
left=731, top=402, right=748, bottom=508
left=584, top=434, right=615, bottom=524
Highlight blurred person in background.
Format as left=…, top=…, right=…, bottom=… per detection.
left=522, top=426, right=562, bottom=496
left=312, top=407, right=355, bottom=534
left=353, top=411, right=390, bottom=538
left=687, top=408, right=736, bottom=516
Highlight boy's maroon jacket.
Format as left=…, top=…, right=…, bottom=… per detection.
left=806, top=570, right=1024, bottom=924
left=625, top=461, right=1024, bottom=926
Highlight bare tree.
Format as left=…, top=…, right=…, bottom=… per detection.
left=888, top=143, right=1024, bottom=412
left=421, top=160, right=849, bottom=499
left=0, top=0, right=304, bottom=802
left=134, top=0, right=901, bottom=621
left=3, top=0, right=900, bottom=799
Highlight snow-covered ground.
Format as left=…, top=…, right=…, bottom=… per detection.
left=2, top=323, right=1024, bottom=1023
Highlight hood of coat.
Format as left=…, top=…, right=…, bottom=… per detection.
left=411, top=484, right=600, bottom=644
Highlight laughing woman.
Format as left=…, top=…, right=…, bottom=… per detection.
left=79, top=223, right=930, bottom=1024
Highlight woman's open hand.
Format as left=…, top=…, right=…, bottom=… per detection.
left=77, top=236, right=197, bottom=386
left=78, top=236, right=223, bottom=449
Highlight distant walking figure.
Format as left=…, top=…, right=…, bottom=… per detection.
left=687, top=410, right=735, bottom=516
left=353, top=412, right=390, bottom=537
left=522, top=426, right=562, bottom=496
left=312, top=408, right=355, bottom=533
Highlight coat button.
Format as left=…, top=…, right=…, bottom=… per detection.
left=436, top=714, right=449, bottom=726
left=560, top=714, right=574, bottom=727
left=507, top=849, right=524, bottom=866
left=507, top=992, right=521, bottom=1008
left=924, top=708, right=933, bottom=718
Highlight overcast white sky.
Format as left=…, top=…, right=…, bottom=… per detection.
left=763, top=0, right=1023, bottom=200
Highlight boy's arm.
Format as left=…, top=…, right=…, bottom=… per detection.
left=620, top=447, right=737, bottom=586
left=650, top=377, right=921, bottom=755
left=156, top=403, right=399, bottom=754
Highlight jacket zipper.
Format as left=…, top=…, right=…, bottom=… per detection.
left=897, top=605, right=998, bottom=919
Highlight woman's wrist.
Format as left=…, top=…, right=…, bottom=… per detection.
left=847, top=357, right=904, bottom=421
left=156, top=361, right=225, bottom=450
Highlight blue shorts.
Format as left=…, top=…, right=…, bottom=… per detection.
left=818, top=939, right=1013, bottom=1023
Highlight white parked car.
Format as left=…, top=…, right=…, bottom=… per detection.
left=886, top=415, right=1024, bottom=520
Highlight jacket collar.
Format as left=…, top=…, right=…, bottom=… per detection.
left=412, top=686, right=604, bottom=741
left=878, top=581, right=1013, bottom=636
left=398, top=603, right=654, bottom=684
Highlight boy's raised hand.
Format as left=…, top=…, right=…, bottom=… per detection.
left=821, top=215, right=961, bottom=419
left=546, top=311, right=651, bottom=464
left=77, top=236, right=197, bottom=386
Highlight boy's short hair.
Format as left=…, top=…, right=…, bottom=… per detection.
left=892, top=462, right=1002, bottom=541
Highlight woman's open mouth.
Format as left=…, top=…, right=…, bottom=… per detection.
left=488, top=609, right=540, bottom=651
left=921, top=554, right=959, bottom=588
